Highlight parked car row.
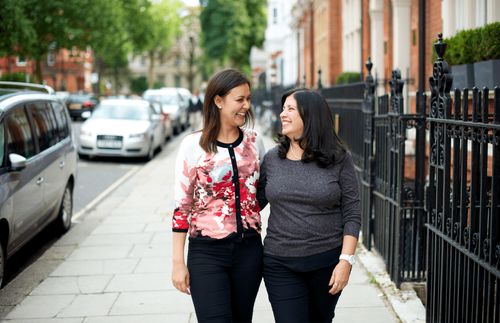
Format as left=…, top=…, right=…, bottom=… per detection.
left=0, top=81, right=77, bottom=288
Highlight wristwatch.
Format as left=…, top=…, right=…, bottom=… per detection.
left=339, top=254, right=356, bottom=265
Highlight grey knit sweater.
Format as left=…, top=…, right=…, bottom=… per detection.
left=258, top=147, right=361, bottom=257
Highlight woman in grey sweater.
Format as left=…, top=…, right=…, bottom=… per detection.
left=257, top=88, right=361, bottom=323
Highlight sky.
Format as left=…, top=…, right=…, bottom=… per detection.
left=182, top=0, right=199, bottom=7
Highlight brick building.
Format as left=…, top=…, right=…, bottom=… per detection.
left=0, top=47, right=93, bottom=93
left=260, top=0, right=499, bottom=111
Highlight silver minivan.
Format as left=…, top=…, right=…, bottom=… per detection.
left=0, top=82, right=77, bottom=288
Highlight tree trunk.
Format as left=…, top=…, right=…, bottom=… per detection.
left=148, top=51, right=156, bottom=88
left=35, top=58, right=43, bottom=84
left=113, top=67, right=119, bottom=95
left=95, top=57, right=104, bottom=97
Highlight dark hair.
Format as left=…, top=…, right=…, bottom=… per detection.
left=277, top=88, right=346, bottom=168
left=200, top=69, right=254, bottom=153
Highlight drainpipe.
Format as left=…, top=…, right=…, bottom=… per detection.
left=310, top=0, right=314, bottom=88
left=418, top=0, right=425, bottom=96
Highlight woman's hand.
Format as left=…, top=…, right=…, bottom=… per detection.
left=328, top=261, right=352, bottom=295
left=172, top=262, right=191, bottom=295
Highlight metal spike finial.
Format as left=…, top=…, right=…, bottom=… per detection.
left=317, top=66, right=323, bottom=89
left=434, top=33, right=447, bottom=60
left=366, top=57, right=373, bottom=74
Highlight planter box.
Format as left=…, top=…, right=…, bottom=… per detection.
left=450, top=64, right=475, bottom=90
left=473, top=59, right=500, bottom=89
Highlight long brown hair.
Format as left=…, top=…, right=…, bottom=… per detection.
left=200, top=69, right=253, bottom=153
left=277, top=88, right=346, bottom=168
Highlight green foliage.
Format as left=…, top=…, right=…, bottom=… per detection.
left=0, top=72, right=27, bottom=82
left=433, top=22, right=500, bottom=66
left=0, top=0, right=182, bottom=90
left=477, top=22, right=500, bottom=61
left=336, top=72, right=361, bottom=85
left=200, top=0, right=267, bottom=74
left=130, top=76, right=148, bottom=95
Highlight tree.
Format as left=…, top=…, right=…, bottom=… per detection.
left=0, top=0, right=36, bottom=69
left=199, top=0, right=266, bottom=75
left=143, top=0, right=183, bottom=88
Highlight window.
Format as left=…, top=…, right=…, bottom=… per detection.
left=273, top=8, right=278, bottom=24
left=174, top=75, right=181, bottom=87
left=16, top=56, right=27, bottom=67
left=5, top=107, right=36, bottom=159
left=27, top=102, right=58, bottom=152
left=51, top=101, right=70, bottom=140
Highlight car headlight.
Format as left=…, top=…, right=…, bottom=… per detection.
left=129, top=132, right=147, bottom=139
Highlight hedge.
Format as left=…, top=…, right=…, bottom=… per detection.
left=435, top=22, right=500, bottom=65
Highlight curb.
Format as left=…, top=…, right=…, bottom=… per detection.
left=356, top=244, right=426, bottom=323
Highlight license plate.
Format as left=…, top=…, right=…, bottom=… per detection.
left=97, top=140, right=122, bottom=149
left=69, top=103, right=82, bottom=110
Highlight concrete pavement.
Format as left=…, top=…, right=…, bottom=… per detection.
left=0, top=128, right=409, bottom=323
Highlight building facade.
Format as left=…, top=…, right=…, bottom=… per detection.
left=0, top=48, right=94, bottom=93
left=256, top=0, right=500, bottom=110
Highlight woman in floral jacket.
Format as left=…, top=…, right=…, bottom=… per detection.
left=172, top=69, right=266, bottom=323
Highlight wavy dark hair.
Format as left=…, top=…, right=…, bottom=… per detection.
left=277, top=88, right=346, bottom=168
left=200, top=69, right=254, bottom=153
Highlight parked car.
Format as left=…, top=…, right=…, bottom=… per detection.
left=0, top=81, right=77, bottom=288
left=143, top=88, right=189, bottom=135
left=78, top=99, right=163, bottom=160
left=65, top=92, right=98, bottom=120
left=150, top=100, right=173, bottom=141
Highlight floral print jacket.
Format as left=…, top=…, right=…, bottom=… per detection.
left=172, top=128, right=266, bottom=240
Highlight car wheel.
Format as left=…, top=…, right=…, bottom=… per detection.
left=0, top=241, right=5, bottom=288
left=78, top=153, right=89, bottom=160
left=55, top=184, right=73, bottom=234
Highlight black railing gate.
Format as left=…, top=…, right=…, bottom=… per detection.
left=425, top=34, right=500, bottom=323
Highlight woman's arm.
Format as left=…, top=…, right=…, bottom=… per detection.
left=329, top=152, right=361, bottom=294
left=256, top=153, right=268, bottom=210
left=329, top=235, right=358, bottom=294
left=172, top=232, right=190, bottom=294
left=171, top=136, right=197, bottom=294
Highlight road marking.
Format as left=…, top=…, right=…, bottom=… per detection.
left=72, top=166, right=141, bottom=222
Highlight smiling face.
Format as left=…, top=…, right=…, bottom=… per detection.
left=215, top=83, right=251, bottom=128
left=280, top=94, right=304, bottom=140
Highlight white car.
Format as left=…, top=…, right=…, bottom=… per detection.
left=143, top=88, right=189, bottom=134
left=78, top=99, right=163, bottom=160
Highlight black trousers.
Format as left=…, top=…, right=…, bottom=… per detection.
left=263, top=254, right=342, bottom=323
left=187, top=236, right=263, bottom=323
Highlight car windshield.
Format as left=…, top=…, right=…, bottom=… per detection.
left=68, top=94, right=94, bottom=102
left=145, top=94, right=178, bottom=105
left=91, top=104, right=149, bottom=120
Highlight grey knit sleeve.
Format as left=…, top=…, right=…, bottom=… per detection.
left=338, top=152, right=361, bottom=238
left=257, top=152, right=268, bottom=210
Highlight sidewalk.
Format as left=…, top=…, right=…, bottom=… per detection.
left=1, top=128, right=407, bottom=323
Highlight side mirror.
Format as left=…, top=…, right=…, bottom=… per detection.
left=81, top=111, right=92, bottom=119
left=9, top=153, right=27, bottom=171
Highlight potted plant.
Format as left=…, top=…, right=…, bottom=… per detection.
left=445, top=30, right=476, bottom=90
left=473, top=22, right=500, bottom=89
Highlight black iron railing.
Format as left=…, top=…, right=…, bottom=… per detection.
left=425, top=34, right=500, bottom=323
